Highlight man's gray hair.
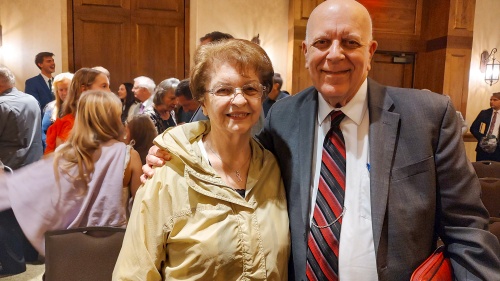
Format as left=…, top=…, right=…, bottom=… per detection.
left=134, top=76, right=156, bottom=95
left=0, top=65, right=16, bottom=87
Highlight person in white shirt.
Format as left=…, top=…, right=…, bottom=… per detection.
left=131, top=76, right=155, bottom=117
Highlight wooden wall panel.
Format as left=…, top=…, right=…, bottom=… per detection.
left=70, top=0, right=187, bottom=91
left=369, top=53, right=414, bottom=88
left=73, top=13, right=131, bottom=90
left=452, top=0, right=475, bottom=31
left=299, top=0, right=321, bottom=20
left=288, top=0, right=310, bottom=93
left=414, top=49, right=446, bottom=92
left=361, top=0, right=421, bottom=36
left=421, top=0, right=449, bottom=39
left=443, top=50, right=471, bottom=115
left=291, top=39, right=311, bottom=92
left=132, top=23, right=183, bottom=84
left=135, top=0, right=180, bottom=12
left=78, top=0, right=127, bottom=7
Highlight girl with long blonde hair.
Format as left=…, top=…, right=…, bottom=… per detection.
left=45, top=67, right=110, bottom=154
left=0, top=90, right=142, bottom=256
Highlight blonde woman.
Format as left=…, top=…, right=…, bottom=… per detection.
left=45, top=67, right=110, bottom=154
left=41, top=72, right=73, bottom=147
left=0, top=90, right=142, bottom=256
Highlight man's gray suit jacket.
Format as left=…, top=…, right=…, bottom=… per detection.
left=257, top=78, right=500, bottom=281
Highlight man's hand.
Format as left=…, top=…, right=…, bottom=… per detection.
left=140, top=145, right=172, bottom=183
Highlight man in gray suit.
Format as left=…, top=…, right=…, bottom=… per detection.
left=144, top=0, right=500, bottom=280
left=259, top=1, right=498, bottom=280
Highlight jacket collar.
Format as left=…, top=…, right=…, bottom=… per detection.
left=156, top=120, right=267, bottom=209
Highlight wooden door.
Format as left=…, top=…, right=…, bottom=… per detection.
left=369, top=52, right=415, bottom=88
left=70, top=0, right=187, bottom=92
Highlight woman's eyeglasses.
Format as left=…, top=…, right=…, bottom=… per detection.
left=206, top=83, right=266, bottom=100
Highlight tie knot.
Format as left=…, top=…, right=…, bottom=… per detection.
left=330, top=110, right=345, bottom=128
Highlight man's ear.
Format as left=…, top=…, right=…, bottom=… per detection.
left=302, top=41, right=309, bottom=69
left=367, top=40, right=378, bottom=72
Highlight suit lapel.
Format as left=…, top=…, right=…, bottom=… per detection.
left=367, top=79, right=400, bottom=254
left=298, top=88, right=319, bottom=225
left=37, top=74, right=50, bottom=93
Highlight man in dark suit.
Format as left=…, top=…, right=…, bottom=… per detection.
left=144, top=1, right=500, bottom=279
left=470, top=92, right=500, bottom=161
left=24, top=52, right=55, bottom=112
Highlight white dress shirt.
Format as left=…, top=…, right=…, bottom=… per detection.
left=42, top=73, right=52, bottom=89
left=310, top=79, right=377, bottom=280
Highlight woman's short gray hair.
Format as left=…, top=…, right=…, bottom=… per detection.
left=153, top=78, right=180, bottom=106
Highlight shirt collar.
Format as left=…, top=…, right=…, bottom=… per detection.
left=317, top=78, right=368, bottom=125
left=41, top=73, right=52, bottom=81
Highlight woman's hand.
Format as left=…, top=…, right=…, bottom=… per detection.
left=140, top=145, right=172, bottom=183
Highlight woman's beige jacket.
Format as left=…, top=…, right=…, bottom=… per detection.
left=113, top=121, right=290, bottom=280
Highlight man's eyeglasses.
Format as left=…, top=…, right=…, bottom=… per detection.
left=206, top=83, right=266, bottom=100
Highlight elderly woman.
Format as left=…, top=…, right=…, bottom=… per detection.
left=144, top=78, right=179, bottom=134
left=113, top=39, right=290, bottom=280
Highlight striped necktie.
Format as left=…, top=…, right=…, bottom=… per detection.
left=487, top=111, right=497, bottom=136
left=306, top=110, right=346, bottom=281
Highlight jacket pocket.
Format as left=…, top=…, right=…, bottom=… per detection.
left=390, top=156, right=434, bottom=182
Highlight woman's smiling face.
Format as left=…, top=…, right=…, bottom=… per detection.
left=201, top=62, right=263, bottom=137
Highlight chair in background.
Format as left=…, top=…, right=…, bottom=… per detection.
left=472, top=161, right=500, bottom=178
left=44, top=227, right=125, bottom=281
left=479, top=178, right=500, bottom=218
left=478, top=178, right=500, bottom=242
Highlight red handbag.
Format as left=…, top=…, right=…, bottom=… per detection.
left=410, top=245, right=453, bottom=281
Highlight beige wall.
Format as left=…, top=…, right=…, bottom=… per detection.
left=465, top=0, right=500, bottom=161
left=0, top=0, right=67, bottom=91
left=190, top=0, right=289, bottom=89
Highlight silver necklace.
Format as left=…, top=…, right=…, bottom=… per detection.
left=206, top=143, right=251, bottom=182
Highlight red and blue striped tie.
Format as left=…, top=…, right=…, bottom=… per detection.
left=306, top=110, right=346, bottom=281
